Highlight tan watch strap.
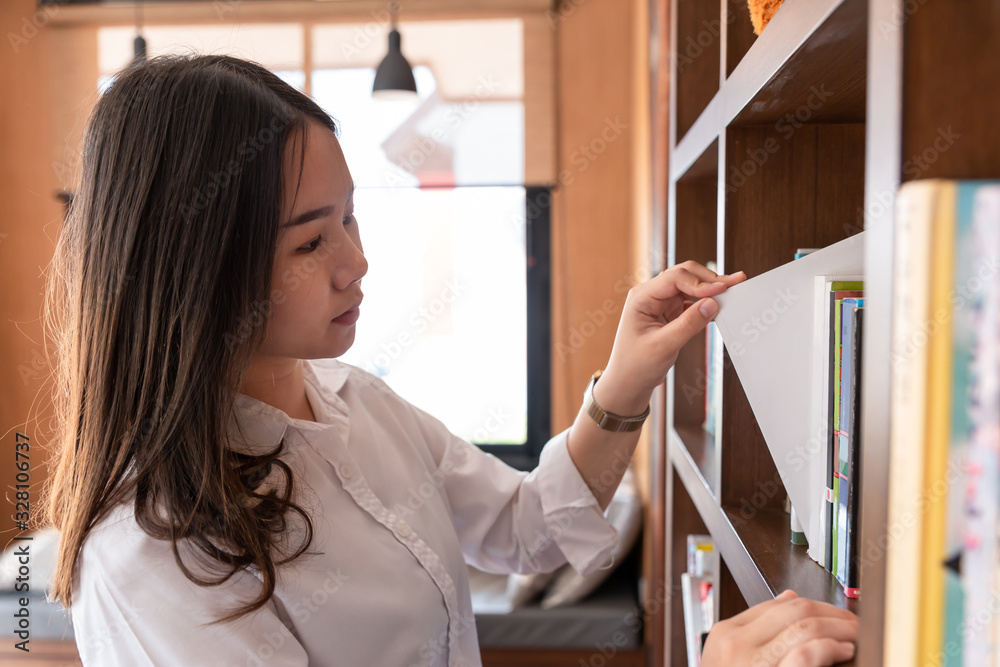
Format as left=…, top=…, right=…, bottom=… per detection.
left=582, top=369, right=650, bottom=432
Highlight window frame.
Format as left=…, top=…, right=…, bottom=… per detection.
left=475, top=185, right=550, bottom=471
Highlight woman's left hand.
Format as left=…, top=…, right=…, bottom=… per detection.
left=593, top=261, right=746, bottom=414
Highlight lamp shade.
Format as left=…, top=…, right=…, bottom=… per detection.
left=372, top=29, right=417, bottom=98
left=133, top=35, right=147, bottom=62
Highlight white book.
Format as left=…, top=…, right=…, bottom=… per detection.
left=713, top=233, right=865, bottom=550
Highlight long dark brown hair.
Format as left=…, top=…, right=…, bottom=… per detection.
left=41, top=54, right=338, bottom=624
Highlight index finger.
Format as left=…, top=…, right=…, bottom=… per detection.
left=647, top=267, right=730, bottom=303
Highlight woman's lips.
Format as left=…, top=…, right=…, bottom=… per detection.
left=332, top=306, right=361, bottom=325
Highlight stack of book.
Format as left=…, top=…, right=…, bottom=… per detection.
left=681, top=535, right=716, bottom=667
left=820, top=279, right=865, bottom=598
left=884, top=180, right=1000, bottom=666
left=801, top=258, right=865, bottom=599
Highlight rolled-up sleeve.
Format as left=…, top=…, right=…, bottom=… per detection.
left=405, top=400, right=620, bottom=578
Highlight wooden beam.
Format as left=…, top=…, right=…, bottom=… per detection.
left=46, top=0, right=553, bottom=27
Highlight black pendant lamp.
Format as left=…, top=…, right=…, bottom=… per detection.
left=132, top=0, right=147, bottom=64
left=372, top=17, right=417, bottom=99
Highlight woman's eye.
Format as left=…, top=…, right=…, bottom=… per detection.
left=298, top=235, right=322, bottom=253
left=344, top=213, right=355, bottom=226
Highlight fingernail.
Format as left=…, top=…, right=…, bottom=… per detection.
left=699, top=298, right=718, bottom=319
left=776, top=589, right=796, bottom=600
left=839, top=642, right=856, bottom=654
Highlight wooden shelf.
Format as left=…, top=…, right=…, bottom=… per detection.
left=670, top=430, right=853, bottom=610
left=724, top=508, right=858, bottom=611
left=672, top=424, right=715, bottom=496
left=659, top=0, right=1000, bottom=664
left=671, top=0, right=866, bottom=181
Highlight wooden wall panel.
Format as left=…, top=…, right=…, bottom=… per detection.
left=524, top=13, right=556, bottom=184
left=0, top=0, right=63, bottom=541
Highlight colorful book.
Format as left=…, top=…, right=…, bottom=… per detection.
left=844, top=305, right=863, bottom=598
left=918, top=181, right=957, bottom=665
left=958, top=183, right=1000, bottom=664
left=828, top=287, right=863, bottom=575
left=883, top=180, right=940, bottom=667
left=836, top=297, right=863, bottom=586
left=809, top=276, right=862, bottom=570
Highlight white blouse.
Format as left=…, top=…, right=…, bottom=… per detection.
left=70, top=358, right=620, bottom=666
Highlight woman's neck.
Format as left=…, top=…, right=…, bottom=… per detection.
left=240, top=356, right=317, bottom=422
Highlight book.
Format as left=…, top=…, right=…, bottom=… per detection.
left=683, top=535, right=717, bottom=667
left=713, top=234, right=865, bottom=571
left=844, top=304, right=863, bottom=598
left=836, top=297, right=863, bottom=586
left=958, top=183, right=1000, bottom=664
left=809, top=277, right=862, bottom=570
left=883, top=180, right=941, bottom=667
left=918, top=181, right=956, bottom=665
left=830, top=288, right=863, bottom=576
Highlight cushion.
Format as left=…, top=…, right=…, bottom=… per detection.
left=538, top=465, right=642, bottom=609
left=475, top=561, right=642, bottom=649
left=506, top=569, right=561, bottom=608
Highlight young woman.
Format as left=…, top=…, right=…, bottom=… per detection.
left=43, top=55, right=857, bottom=666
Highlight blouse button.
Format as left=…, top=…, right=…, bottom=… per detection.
left=396, top=521, right=412, bottom=538
left=340, top=464, right=353, bottom=480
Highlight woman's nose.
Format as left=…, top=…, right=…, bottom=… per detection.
left=335, top=237, right=367, bottom=290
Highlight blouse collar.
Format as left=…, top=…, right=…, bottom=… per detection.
left=229, top=358, right=352, bottom=455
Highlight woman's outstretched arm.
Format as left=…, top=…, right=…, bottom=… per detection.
left=565, top=261, right=745, bottom=510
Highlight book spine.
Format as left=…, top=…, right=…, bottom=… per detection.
left=918, top=182, right=957, bottom=665
left=960, top=183, right=1000, bottom=665
left=836, top=298, right=858, bottom=586
left=832, top=298, right=844, bottom=578
left=883, top=180, right=938, bottom=667
left=845, top=305, right=864, bottom=598
left=824, top=290, right=837, bottom=573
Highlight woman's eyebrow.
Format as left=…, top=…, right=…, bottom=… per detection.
left=281, top=205, right=335, bottom=228
left=282, top=184, right=355, bottom=228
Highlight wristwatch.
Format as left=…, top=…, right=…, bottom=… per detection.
left=582, top=369, right=650, bottom=432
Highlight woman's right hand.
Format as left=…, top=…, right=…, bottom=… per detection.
left=700, top=590, right=858, bottom=667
